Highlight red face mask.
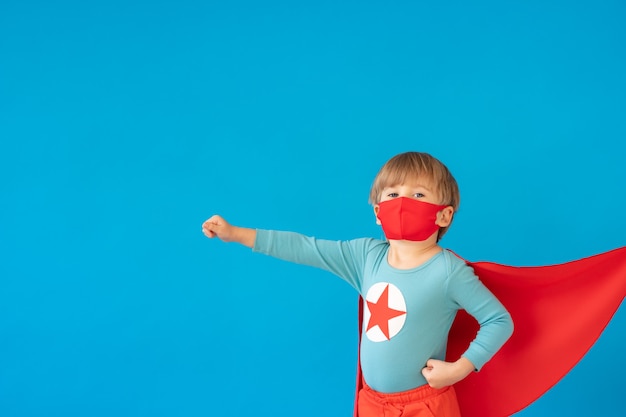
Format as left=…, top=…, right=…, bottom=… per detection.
left=376, top=197, right=448, bottom=241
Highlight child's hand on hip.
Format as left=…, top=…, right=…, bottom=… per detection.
left=421, top=357, right=474, bottom=389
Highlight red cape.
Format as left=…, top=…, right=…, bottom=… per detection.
left=353, top=247, right=626, bottom=417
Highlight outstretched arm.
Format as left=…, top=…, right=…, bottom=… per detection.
left=202, top=215, right=256, bottom=248
left=202, top=216, right=374, bottom=291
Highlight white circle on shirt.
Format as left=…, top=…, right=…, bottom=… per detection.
left=363, top=282, right=407, bottom=342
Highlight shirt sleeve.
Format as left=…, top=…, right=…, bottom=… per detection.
left=445, top=255, right=514, bottom=371
left=252, top=229, right=377, bottom=292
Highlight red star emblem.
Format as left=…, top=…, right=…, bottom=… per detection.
left=366, top=284, right=406, bottom=340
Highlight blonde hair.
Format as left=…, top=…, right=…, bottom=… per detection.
left=369, top=152, right=460, bottom=240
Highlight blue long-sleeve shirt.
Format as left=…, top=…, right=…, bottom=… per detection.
left=253, top=230, right=513, bottom=393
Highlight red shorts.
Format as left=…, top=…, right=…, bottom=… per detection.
left=358, top=382, right=462, bottom=417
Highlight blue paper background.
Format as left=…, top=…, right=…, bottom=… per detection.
left=1, top=1, right=625, bottom=416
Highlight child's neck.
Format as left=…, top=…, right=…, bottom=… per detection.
left=387, top=239, right=442, bottom=270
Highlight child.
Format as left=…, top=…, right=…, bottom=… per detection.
left=202, top=152, right=514, bottom=417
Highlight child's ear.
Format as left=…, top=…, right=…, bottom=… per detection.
left=436, top=206, right=454, bottom=227
left=373, top=205, right=381, bottom=225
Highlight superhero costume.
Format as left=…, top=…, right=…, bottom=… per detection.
left=252, top=229, right=625, bottom=416
left=353, top=246, right=626, bottom=416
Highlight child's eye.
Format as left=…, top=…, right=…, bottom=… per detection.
left=413, top=193, right=425, bottom=198
left=387, top=192, right=399, bottom=198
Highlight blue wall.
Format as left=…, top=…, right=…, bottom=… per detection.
left=1, top=1, right=624, bottom=416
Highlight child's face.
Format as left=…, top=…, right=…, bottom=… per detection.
left=374, top=180, right=454, bottom=229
